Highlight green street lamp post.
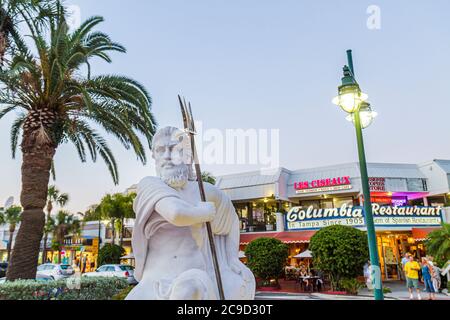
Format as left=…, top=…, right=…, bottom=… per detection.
left=333, top=50, right=384, bottom=300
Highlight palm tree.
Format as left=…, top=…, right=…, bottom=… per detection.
left=0, top=0, right=58, bottom=68
left=50, top=210, right=81, bottom=264
left=3, top=6, right=156, bottom=280
left=42, top=185, right=69, bottom=262
left=426, top=223, right=450, bottom=267
left=97, top=193, right=135, bottom=247
left=0, top=205, right=22, bottom=262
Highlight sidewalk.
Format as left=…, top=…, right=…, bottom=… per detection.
left=256, top=281, right=450, bottom=300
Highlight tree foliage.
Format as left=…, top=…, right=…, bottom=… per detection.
left=98, top=243, right=125, bottom=266
left=426, top=223, right=450, bottom=267
left=48, top=211, right=81, bottom=255
left=0, top=205, right=22, bottom=226
left=309, top=225, right=369, bottom=290
left=0, top=4, right=156, bottom=184
left=245, top=238, right=288, bottom=284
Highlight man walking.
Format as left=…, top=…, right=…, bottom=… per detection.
left=401, top=253, right=410, bottom=281
left=404, top=255, right=422, bottom=300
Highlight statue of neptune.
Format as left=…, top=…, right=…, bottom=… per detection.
left=126, top=126, right=255, bottom=300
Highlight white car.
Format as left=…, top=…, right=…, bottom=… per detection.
left=36, top=263, right=75, bottom=280
left=0, top=274, right=54, bottom=284
left=83, top=264, right=137, bottom=284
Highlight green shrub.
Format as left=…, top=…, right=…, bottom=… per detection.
left=112, top=285, right=134, bottom=300
left=245, top=238, right=288, bottom=285
left=383, top=287, right=392, bottom=294
left=98, top=243, right=126, bottom=265
left=309, top=225, right=369, bottom=291
left=0, top=277, right=128, bottom=300
left=339, top=278, right=364, bottom=295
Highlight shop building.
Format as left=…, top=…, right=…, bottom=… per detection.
left=216, top=160, right=450, bottom=280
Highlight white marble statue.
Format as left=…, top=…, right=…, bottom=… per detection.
left=126, top=126, right=255, bottom=300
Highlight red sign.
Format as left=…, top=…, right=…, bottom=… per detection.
left=294, top=176, right=351, bottom=190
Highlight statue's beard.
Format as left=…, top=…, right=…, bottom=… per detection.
left=158, top=164, right=189, bottom=189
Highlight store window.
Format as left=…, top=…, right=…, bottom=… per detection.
left=300, top=200, right=320, bottom=209
left=321, top=200, right=333, bottom=209
left=333, top=197, right=354, bottom=208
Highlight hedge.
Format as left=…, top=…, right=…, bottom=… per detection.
left=0, top=277, right=129, bottom=300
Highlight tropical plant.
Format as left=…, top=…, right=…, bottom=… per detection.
left=0, top=0, right=58, bottom=68
left=309, top=225, right=369, bottom=291
left=97, top=193, right=135, bottom=246
left=338, top=278, right=364, bottom=295
left=49, top=210, right=81, bottom=264
left=98, top=243, right=125, bottom=266
left=425, top=223, right=450, bottom=267
left=3, top=5, right=155, bottom=280
left=42, top=185, right=69, bottom=262
left=201, top=171, right=216, bottom=185
left=245, top=238, right=288, bottom=286
left=0, top=205, right=22, bottom=262
left=82, top=205, right=102, bottom=222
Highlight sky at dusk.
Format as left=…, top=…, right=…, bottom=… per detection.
left=1, top=0, right=450, bottom=213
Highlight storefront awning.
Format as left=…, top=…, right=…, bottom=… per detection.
left=240, top=231, right=316, bottom=245
left=412, top=227, right=441, bottom=241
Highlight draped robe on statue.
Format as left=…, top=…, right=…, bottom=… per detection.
left=125, top=176, right=255, bottom=300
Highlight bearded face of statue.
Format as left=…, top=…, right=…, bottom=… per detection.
left=152, top=127, right=192, bottom=189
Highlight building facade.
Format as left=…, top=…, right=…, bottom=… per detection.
left=216, top=160, right=450, bottom=280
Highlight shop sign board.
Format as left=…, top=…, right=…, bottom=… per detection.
left=286, top=204, right=443, bottom=231
left=294, top=176, right=352, bottom=194
left=369, top=177, right=386, bottom=192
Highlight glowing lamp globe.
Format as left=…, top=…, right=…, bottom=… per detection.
left=346, top=102, right=378, bottom=129
left=332, top=66, right=368, bottom=113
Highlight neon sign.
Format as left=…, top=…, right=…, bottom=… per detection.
left=294, top=176, right=352, bottom=194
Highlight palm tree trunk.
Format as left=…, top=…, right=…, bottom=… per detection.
left=6, top=225, right=15, bottom=263
left=120, top=217, right=124, bottom=247
left=111, top=219, right=116, bottom=245
left=6, top=140, right=55, bottom=280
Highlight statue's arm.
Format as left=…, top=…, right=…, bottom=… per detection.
left=155, top=197, right=216, bottom=227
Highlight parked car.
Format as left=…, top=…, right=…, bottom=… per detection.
left=0, top=263, right=7, bottom=278
left=36, top=263, right=75, bottom=280
left=0, top=274, right=54, bottom=284
left=83, top=264, right=137, bottom=284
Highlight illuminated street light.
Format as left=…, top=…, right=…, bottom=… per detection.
left=332, top=66, right=369, bottom=113
left=333, top=49, right=384, bottom=301
left=345, top=102, right=378, bottom=129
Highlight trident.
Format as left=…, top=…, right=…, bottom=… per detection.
left=178, top=95, right=225, bottom=300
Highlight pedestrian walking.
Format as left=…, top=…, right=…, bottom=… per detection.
left=426, top=256, right=442, bottom=293
left=404, top=255, right=422, bottom=300
left=401, top=253, right=410, bottom=281
left=421, top=258, right=436, bottom=300
left=81, top=254, right=87, bottom=274
left=364, top=261, right=373, bottom=290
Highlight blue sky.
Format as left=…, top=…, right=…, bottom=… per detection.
left=1, top=0, right=450, bottom=213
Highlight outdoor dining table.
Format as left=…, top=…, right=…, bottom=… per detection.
left=297, top=276, right=321, bottom=292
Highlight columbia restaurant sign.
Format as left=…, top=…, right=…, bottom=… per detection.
left=286, top=204, right=443, bottom=231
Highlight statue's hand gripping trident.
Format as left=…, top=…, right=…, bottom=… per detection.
left=178, top=95, right=225, bottom=300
